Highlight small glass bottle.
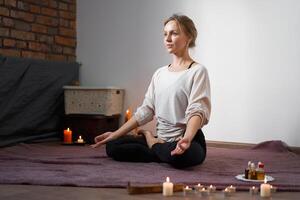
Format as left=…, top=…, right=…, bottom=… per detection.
left=249, top=162, right=257, bottom=180
left=245, top=161, right=251, bottom=179
left=256, top=162, right=265, bottom=180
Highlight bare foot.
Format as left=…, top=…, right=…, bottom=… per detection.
left=138, top=129, right=164, bottom=148
left=127, top=131, right=139, bottom=138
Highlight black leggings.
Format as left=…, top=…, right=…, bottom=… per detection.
left=106, top=129, right=206, bottom=169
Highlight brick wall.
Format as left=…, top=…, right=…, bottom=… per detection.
left=0, top=0, right=76, bottom=62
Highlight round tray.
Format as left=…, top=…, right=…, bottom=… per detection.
left=235, top=174, right=274, bottom=182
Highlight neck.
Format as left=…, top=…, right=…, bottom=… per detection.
left=171, top=49, right=193, bottom=69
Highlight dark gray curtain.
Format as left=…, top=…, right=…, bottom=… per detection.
left=0, top=55, right=79, bottom=147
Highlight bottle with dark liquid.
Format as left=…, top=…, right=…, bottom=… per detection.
left=245, top=161, right=251, bottom=179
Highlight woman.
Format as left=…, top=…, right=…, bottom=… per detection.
left=92, top=14, right=211, bottom=169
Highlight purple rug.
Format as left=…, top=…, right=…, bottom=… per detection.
left=0, top=141, right=299, bottom=191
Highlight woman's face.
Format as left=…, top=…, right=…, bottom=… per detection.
left=163, top=20, right=190, bottom=54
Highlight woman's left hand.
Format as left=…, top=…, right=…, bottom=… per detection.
left=171, top=137, right=191, bottom=156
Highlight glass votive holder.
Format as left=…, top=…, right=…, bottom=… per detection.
left=194, top=183, right=204, bottom=193
left=183, top=186, right=193, bottom=196
left=270, top=185, right=277, bottom=193
left=200, top=188, right=210, bottom=197
left=226, top=185, right=236, bottom=192
left=207, top=185, right=216, bottom=193
left=249, top=186, right=259, bottom=195
left=223, top=188, right=233, bottom=197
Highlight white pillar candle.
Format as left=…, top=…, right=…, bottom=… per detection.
left=77, top=135, right=84, bottom=143
left=260, top=177, right=271, bottom=197
left=162, top=177, right=173, bottom=196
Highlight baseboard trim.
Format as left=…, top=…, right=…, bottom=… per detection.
left=206, top=140, right=254, bottom=149
left=206, top=140, right=300, bottom=154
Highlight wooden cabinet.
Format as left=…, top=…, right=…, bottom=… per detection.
left=64, top=114, right=120, bottom=144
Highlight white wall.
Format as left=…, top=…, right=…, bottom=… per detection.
left=77, top=0, right=300, bottom=147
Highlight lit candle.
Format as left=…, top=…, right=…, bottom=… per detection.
left=200, top=188, right=209, bottom=196
left=223, top=188, right=232, bottom=197
left=63, top=128, right=72, bottom=143
left=260, top=177, right=271, bottom=197
left=125, top=108, right=132, bottom=122
left=227, top=185, right=236, bottom=192
left=249, top=186, right=259, bottom=195
left=162, top=177, right=173, bottom=196
left=77, top=135, right=84, bottom=143
left=194, top=183, right=204, bottom=192
left=207, top=184, right=216, bottom=193
left=270, top=185, right=277, bottom=193
left=183, top=185, right=193, bottom=196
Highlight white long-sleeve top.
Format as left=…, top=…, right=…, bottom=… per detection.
left=134, top=63, right=211, bottom=142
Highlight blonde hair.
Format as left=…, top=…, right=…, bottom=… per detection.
left=164, top=14, right=198, bottom=48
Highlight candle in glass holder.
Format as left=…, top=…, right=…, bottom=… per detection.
left=183, top=186, right=193, bottom=196
left=260, top=177, right=271, bottom=197
left=63, top=128, right=72, bottom=143
left=249, top=186, right=259, bottom=195
left=200, top=188, right=209, bottom=196
left=194, top=183, right=204, bottom=192
left=270, top=185, right=277, bottom=193
left=223, top=188, right=232, bottom=197
left=227, top=185, right=236, bottom=192
left=207, top=185, right=216, bottom=193
left=162, top=177, right=173, bottom=196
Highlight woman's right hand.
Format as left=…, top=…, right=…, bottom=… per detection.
left=90, top=117, right=138, bottom=148
left=90, top=131, right=116, bottom=148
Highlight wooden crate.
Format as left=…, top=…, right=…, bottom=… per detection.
left=64, top=86, right=124, bottom=116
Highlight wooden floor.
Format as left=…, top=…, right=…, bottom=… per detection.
left=0, top=184, right=299, bottom=200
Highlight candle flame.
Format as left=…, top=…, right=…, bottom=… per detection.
left=225, top=188, right=228, bottom=192
left=166, top=177, right=170, bottom=182
left=67, top=128, right=70, bottom=131
left=230, top=185, right=233, bottom=188
left=198, top=183, right=201, bottom=186
left=185, top=186, right=189, bottom=189
left=270, top=185, right=273, bottom=188
left=252, top=186, right=255, bottom=189
left=125, top=109, right=132, bottom=122
left=79, top=136, right=82, bottom=139
left=126, top=109, right=130, bottom=115
left=202, top=188, right=205, bottom=191
left=209, top=185, right=213, bottom=188
left=264, top=177, right=267, bottom=184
